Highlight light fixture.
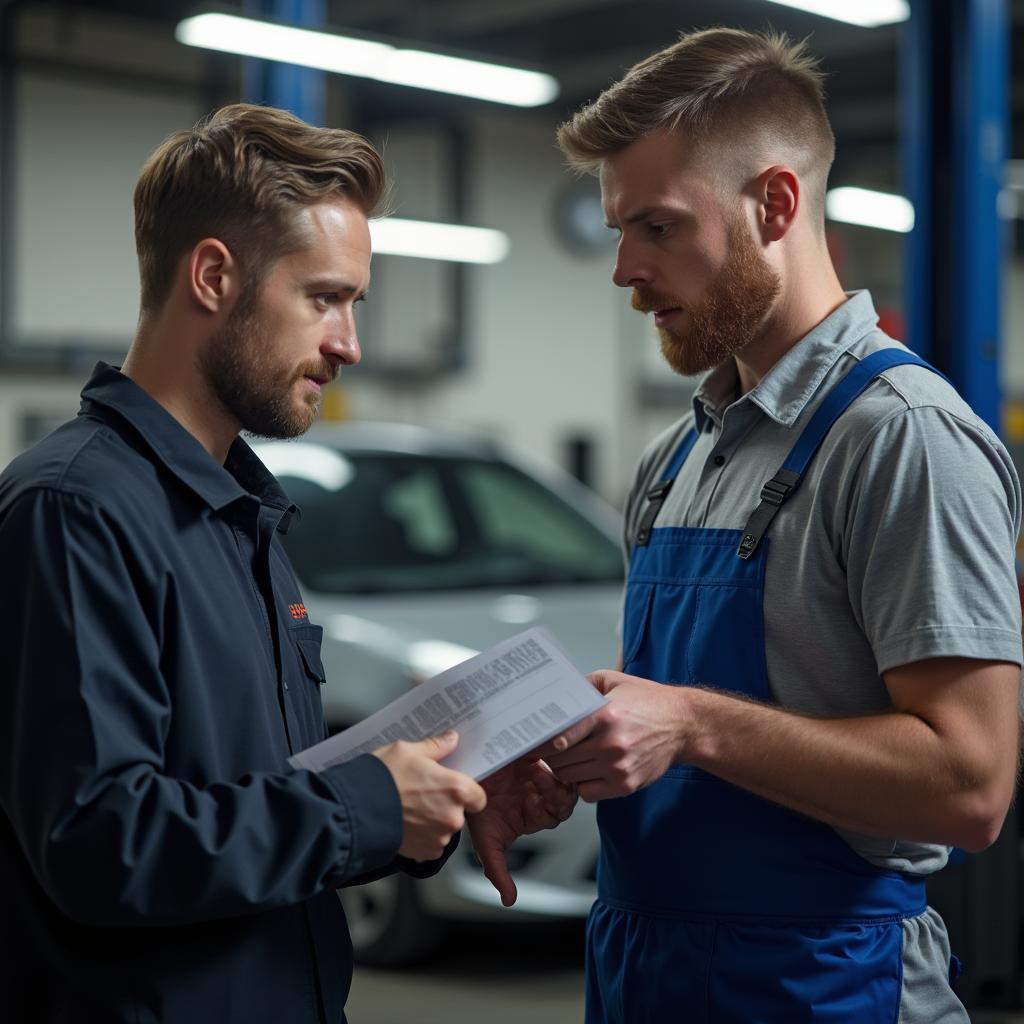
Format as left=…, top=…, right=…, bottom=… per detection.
left=761, top=0, right=908, bottom=27
left=370, top=218, right=510, bottom=264
left=825, top=187, right=915, bottom=233
left=175, top=12, right=559, bottom=107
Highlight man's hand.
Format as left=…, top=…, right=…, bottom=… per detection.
left=373, top=730, right=487, bottom=862
left=542, top=670, right=687, bottom=801
left=468, top=757, right=577, bottom=907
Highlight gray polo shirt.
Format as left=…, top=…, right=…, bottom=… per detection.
left=622, top=291, right=1022, bottom=1021
left=624, top=289, right=1022, bottom=870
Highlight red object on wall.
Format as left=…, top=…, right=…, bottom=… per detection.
left=876, top=308, right=906, bottom=342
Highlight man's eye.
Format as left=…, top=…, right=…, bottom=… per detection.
left=648, top=223, right=672, bottom=238
left=315, top=294, right=339, bottom=307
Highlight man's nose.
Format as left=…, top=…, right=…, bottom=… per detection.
left=611, top=241, right=651, bottom=290
left=322, top=318, right=361, bottom=366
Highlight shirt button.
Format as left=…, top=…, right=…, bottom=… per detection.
left=713, top=454, right=726, bottom=466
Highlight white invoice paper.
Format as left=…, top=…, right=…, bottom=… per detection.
left=288, top=627, right=606, bottom=781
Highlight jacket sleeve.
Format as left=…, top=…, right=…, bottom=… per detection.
left=340, top=835, right=461, bottom=889
left=0, top=487, right=404, bottom=927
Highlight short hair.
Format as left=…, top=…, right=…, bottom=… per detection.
left=557, top=28, right=835, bottom=217
left=133, top=103, right=388, bottom=318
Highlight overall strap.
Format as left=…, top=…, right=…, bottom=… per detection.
left=634, top=427, right=699, bottom=546
left=737, top=349, right=947, bottom=560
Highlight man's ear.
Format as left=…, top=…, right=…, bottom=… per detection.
left=187, top=238, right=241, bottom=314
left=755, top=165, right=799, bottom=243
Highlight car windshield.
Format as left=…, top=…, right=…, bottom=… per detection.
left=272, top=450, right=623, bottom=593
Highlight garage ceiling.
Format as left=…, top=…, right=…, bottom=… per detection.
left=6, top=0, right=1024, bottom=185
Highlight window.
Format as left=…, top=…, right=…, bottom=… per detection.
left=271, top=449, right=622, bottom=594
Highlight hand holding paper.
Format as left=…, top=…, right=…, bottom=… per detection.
left=372, top=730, right=486, bottom=862
left=289, top=627, right=607, bottom=780
left=288, top=627, right=605, bottom=885
left=543, top=669, right=690, bottom=801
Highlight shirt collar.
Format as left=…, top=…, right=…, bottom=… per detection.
left=691, top=290, right=881, bottom=433
left=79, top=362, right=295, bottom=519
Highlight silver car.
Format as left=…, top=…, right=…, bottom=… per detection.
left=253, top=423, right=622, bottom=964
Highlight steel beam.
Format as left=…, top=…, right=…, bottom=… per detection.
left=243, top=0, right=326, bottom=125
left=903, top=0, right=1008, bottom=432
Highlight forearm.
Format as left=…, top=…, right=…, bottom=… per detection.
left=681, top=683, right=1017, bottom=851
left=14, top=756, right=401, bottom=927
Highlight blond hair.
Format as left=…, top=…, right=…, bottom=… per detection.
left=557, top=28, right=835, bottom=216
left=134, top=103, right=388, bottom=317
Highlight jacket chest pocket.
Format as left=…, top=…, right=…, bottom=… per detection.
left=286, top=623, right=330, bottom=746
left=290, top=624, right=326, bottom=687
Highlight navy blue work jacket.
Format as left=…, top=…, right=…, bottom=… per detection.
left=0, top=364, right=443, bottom=1023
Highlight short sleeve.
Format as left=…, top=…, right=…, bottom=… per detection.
left=841, top=405, right=1022, bottom=674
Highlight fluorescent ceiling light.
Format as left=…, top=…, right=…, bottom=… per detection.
left=176, top=13, right=558, bottom=107
left=762, top=0, right=908, bottom=27
left=826, top=187, right=915, bottom=233
left=370, top=218, right=510, bottom=264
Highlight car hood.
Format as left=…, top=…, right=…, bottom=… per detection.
left=307, top=582, right=623, bottom=678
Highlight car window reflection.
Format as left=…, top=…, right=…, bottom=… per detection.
left=276, top=454, right=623, bottom=593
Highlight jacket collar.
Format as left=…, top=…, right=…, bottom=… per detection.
left=79, top=362, right=294, bottom=518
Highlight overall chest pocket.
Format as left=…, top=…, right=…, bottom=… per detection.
left=621, top=581, right=655, bottom=669
left=621, top=579, right=700, bottom=681
left=622, top=574, right=770, bottom=702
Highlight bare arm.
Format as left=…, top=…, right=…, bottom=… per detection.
left=545, top=657, right=1020, bottom=852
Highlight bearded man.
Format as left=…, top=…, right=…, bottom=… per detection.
left=0, top=104, right=572, bottom=1024
left=478, top=28, right=1023, bottom=1024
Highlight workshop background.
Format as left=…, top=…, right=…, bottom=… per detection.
left=1, top=1, right=1023, bottom=1021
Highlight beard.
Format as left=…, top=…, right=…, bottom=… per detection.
left=199, top=294, right=335, bottom=441
left=632, top=215, right=781, bottom=377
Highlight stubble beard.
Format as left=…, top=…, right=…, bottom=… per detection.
left=200, top=294, right=323, bottom=441
left=635, top=218, right=782, bottom=378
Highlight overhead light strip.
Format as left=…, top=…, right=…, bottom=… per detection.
left=762, top=0, right=908, bottom=27
left=826, top=187, right=915, bottom=233
left=370, top=219, right=510, bottom=264
left=175, top=13, right=559, bottom=107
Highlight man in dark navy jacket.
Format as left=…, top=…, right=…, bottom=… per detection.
left=0, top=104, right=572, bottom=1023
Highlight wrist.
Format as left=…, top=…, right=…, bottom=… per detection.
left=675, top=685, right=715, bottom=768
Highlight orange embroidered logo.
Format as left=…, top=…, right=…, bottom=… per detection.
left=288, top=603, right=308, bottom=621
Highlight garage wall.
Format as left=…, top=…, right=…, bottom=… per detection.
left=2, top=6, right=1022, bottom=504
left=347, top=110, right=661, bottom=506
left=11, top=73, right=203, bottom=349
left=1, top=7, right=668, bottom=501
left=0, top=377, right=85, bottom=470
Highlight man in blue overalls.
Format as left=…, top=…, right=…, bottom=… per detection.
left=482, top=28, right=1023, bottom=1023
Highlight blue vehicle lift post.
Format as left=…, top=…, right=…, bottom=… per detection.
left=243, top=0, right=326, bottom=125
left=903, top=0, right=1018, bottom=1009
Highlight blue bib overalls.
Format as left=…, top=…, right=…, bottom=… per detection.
left=586, top=351, right=949, bottom=1023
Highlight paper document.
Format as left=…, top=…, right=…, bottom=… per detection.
left=288, top=627, right=606, bottom=781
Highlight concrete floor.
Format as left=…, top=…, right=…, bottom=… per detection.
left=346, top=920, right=584, bottom=1024
left=345, top=920, right=1023, bottom=1024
